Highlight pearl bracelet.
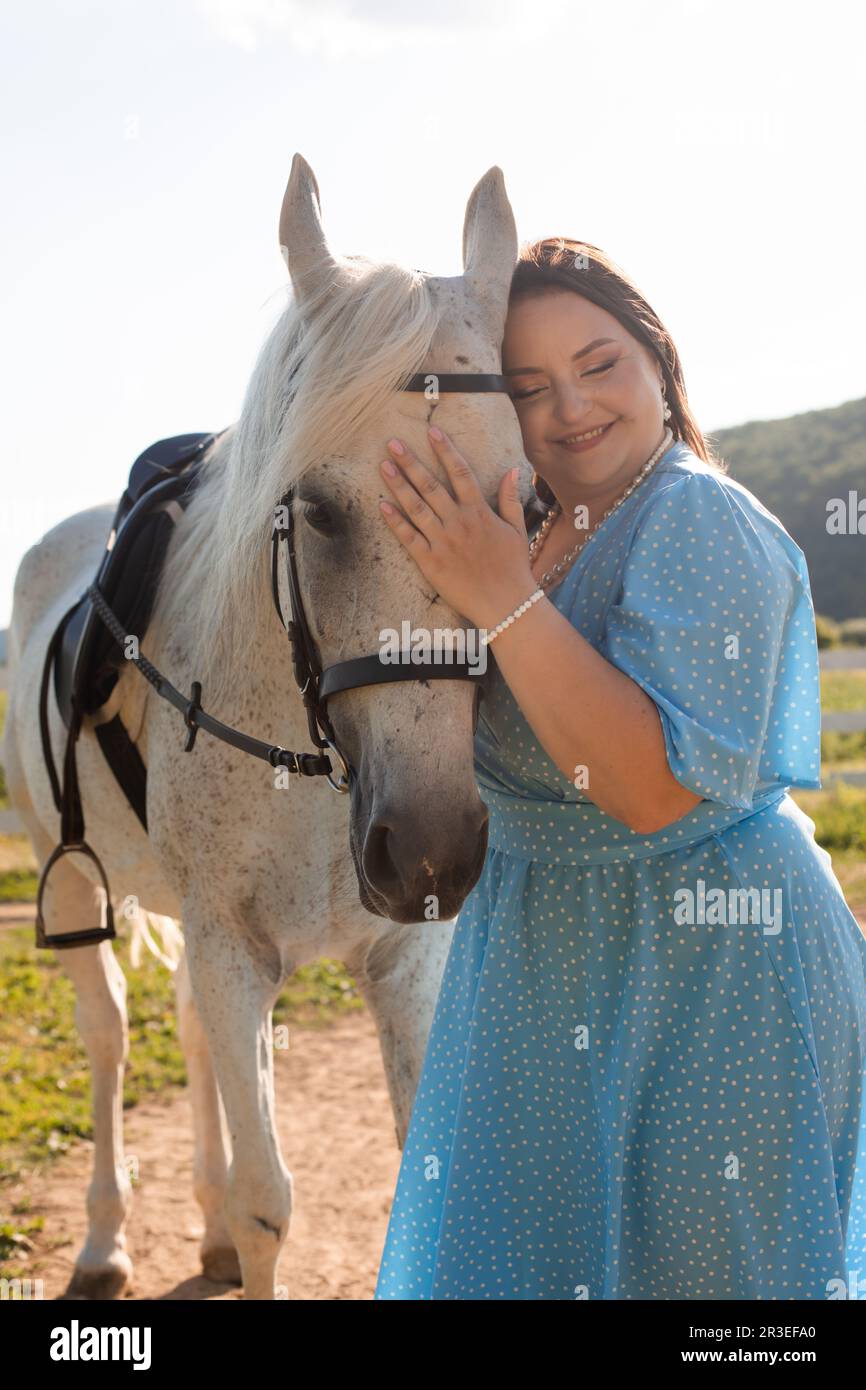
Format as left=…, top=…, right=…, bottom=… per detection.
left=480, top=588, right=545, bottom=646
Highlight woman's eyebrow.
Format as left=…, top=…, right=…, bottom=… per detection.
left=504, top=337, right=618, bottom=376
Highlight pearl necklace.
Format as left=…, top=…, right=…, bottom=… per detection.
left=528, top=427, right=674, bottom=592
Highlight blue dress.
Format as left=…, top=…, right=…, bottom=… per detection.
left=374, top=439, right=866, bottom=1300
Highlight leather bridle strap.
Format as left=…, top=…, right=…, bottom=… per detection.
left=75, top=370, right=508, bottom=798
left=271, top=487, right=487, bottom=788
left=399, top=373, right=511, bottom=393
left=318, top=657, right=485, bottom=700
left=269, top=368, right=511, bottom=791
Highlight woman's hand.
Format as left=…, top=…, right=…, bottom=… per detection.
left=378, top=425, right=538, bottom=631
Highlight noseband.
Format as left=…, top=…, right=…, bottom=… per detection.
left=271, top=371, right=512, bottom=792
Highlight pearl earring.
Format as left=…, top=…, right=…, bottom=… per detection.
left=661, top=379, right=672, bottom=421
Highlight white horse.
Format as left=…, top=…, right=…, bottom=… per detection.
left=3, top=155, right=528, bottom=1299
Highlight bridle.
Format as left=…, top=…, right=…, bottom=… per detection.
left=75, top=371, right=512, bottom=803
left=34, top=368, right=514, bottom=952
left=270, top=371, right=512, bottom=792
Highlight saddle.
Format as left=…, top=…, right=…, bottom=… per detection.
left=36, top=431, right=224, bottom=949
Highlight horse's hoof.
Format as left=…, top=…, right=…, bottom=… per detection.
left=62, top=1253, right=134, bottom=1300
left=201, top=1244, right=242, bottom=1285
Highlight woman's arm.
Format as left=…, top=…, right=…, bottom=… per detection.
left=473, top=589, right=702, bottom=833
left=378, top=428, right=702, bottom=834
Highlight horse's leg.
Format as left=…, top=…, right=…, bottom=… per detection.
left=182, top=913, right=291, bottom=1300
left=60, top=931, right=134, bottom=1299
left=173, top=947, right=242, bottom=1284
left=27, top=825, right=134, bottom=1298
left=3, top=696, right=134, bottom=1297
left=345, top=921, right=455, bottom=1147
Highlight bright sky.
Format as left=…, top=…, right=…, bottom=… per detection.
left=1, top=0, right=863, bottom=627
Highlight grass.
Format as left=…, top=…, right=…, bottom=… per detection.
left=0, top=925, right=185, bottom=1183
left=0, top=922, right=362, bottom=1186
left=794, top=780, right=866, bottom=852
left=0, top=834, right=36, bottom=902
left=0, top=1210, right=44, bottom=1263
left=791, top=782, right=866, bottom=910
left=820, top=671, right=866, bottom=764
left=0, top=868, right=38, bottom=902
left=820, top=670, right=866, bottom=712
left=0, top=688, right=7, bottom=809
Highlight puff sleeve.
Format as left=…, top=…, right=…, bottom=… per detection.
left=599, top=470, right=822, bottom=810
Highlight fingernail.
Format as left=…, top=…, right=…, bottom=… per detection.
left=387, top=438, right=404, bottom=454
left=381, top=459, right=397, bottom=475
left=380, top=500, right=394, bottom=514
left=428, top=425, right=443, bottom=441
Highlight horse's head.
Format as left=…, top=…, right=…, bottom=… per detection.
left=173, top=156, right=531, bottom=924
left=270, top=155, right=530, bottom=924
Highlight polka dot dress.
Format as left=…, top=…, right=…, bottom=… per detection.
left=374, top=441, right=866, bottom=1300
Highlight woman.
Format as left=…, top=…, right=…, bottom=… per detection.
left=373, top=238, right=866, bottom=1300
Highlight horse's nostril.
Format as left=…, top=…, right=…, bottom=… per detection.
left=362, top=820, right=402, bottom=900
left=360, top=804, right=489, bottom=922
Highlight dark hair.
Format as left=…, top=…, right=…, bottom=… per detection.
left=508, top=238, right=724, bottom=503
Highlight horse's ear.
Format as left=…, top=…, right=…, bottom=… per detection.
left=461, top=167, right=518, bottom=337
left=279, top=153, right=341, bottom=315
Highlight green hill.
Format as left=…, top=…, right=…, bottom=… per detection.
left=710, top=397, right=865, bottom=621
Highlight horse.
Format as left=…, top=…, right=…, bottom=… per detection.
left=2, top=153, right=528, bottom=1299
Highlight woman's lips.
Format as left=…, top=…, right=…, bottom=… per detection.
left=557, top=420, right=616, bottom=454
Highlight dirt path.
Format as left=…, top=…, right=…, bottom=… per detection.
left=0, top=902, right=37, bottom=927
left=6, top=1010, right=400, bottom=1301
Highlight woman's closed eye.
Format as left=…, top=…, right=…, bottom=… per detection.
left=511, top=359, right=618, bottom=400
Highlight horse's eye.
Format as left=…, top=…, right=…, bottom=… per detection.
left=301, top=500, right=335, bottom=535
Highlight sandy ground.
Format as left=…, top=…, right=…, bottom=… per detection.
left=5, top=1005, right=400, bottom=1301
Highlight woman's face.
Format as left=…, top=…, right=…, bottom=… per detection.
left=502, top=289, right=668, bottom=499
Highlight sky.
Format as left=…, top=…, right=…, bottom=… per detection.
left=1, top=0, right=864, bottom=627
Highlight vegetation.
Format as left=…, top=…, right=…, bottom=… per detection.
left=0, top=689, right=7, bottom=809
left=816, top=613, right=841, bottom=649
left=715, top=396, right=866, bottom=621
left=819, top=671, right=866, bottom=764
left=0, top=923, right=361, bottom=1185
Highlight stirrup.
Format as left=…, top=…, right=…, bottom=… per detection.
left=35, top=841, right=117, bottom=950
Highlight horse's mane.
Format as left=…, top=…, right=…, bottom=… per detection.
left=156, top=256, right=439, bottom=715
